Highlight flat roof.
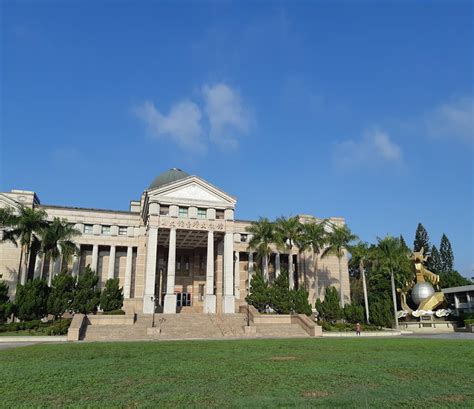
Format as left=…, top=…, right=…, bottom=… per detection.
left=40, top=204, right=135, bottom=215
left=442, top=284, right=474, bottom=294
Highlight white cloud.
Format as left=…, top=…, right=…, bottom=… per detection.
left=202, top=83, right=251, bottom=148
left=427, top=97, right=474, bottom=144
left=134, top=99, right=205, bottom=152
left=333, top=128, right=402, bottom=169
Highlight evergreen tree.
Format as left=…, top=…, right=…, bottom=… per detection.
left=291, top=288, right=313, bottom=316
left=0, top=280, right=13, bottom=323
left=369, top=296, right=393, bottom=328
left=413, top=223, right=430, bottom=253
left=315, top=286, right=342, bottom=322
left=245, top=270, right=269, bottom=312
left=439, top=234, right=454, bottom=273
left=269, top=269, right=292, bottom=314
left=439, top=270, right=470, bottom=288
left=343, top=303, right=365, bottom=324
left=100, top=278, right=124, bottom=312
left=427, top=245, right=442, bottom=274
left=47, top=271, right=76, bottom=319
left=14, top=278, right=50, bottom=321
left=399, top=235, right=409, bottom=251
left=71, top=266, right=100, bottom=315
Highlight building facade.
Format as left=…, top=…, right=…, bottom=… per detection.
left=0, top=168, right=350, bottom=314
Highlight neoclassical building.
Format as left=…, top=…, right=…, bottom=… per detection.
left=0, top=169, right=350, bottom=314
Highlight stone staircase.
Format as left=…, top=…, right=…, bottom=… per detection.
left=80, top=312, right=311, bottom=341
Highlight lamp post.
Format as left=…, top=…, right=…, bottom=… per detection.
left=150, top=295, right=156, bottom=328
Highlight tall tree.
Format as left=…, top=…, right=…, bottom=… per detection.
left=373, top=236, right=412, bottom=330
left=427, top=245, right=442, bottom=274
left=321, top=224, right=358, bottom=307
left=1, top=206, right=48, bottom=286
left=399, top=235, right=409, bottom=251
left=274, top=216, right=303, bottom=289
left=247, top=218, right=275, bottom=281
left=413, top=223, right=430, bottom=253
left=40, top=218, right=80, bottom=285
left=298, top=220, right=328, bottom=298
left=349, top=241, right=371, bottom=324
left=439, top=234, right=454, bottom=273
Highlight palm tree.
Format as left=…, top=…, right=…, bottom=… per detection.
left=350, top=241, right=371, bottom=324
left=1, top=206, right=48, bottom=285
left=299, top=220, right=328, bottom=298
left=40, top=218, right=81, bottom=285
left=246, top=217, right=275, bottom=281
left=374, top=236, right=411, bottom=329
left=274, top=216, right=303, bottom=289
left=321, top=224, right=358, bottom=308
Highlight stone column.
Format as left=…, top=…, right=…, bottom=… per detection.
left=234, top=251, right=240, bottom=299
left=91, top=244, right=99, bottom=273
left=288, top=253, right=294, bottom=289
left=107, top=245, right=116, bottom=280
left=71, top=251, right=80, bottom=278
left=248, top=252, right=254, bottom=275
left=204, top=230, right=216, bottom=313
left=34, top=253, right=43, bottom=279
left=143, top=228, right=158, bottom=313
left=275, top=253, right=281, bottom=278
left=223, top=231, right=235, bottom=313
left=454, top=294, right=459, bottom=309
left=124, top=246, right=133, bottom=299
left=163, top=227, right=177, bottom=313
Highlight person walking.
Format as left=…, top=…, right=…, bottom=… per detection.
left=355, top=322, right=361, bottom=336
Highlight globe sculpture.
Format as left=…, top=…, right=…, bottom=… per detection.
left=411, top=282, right=435, bottom=306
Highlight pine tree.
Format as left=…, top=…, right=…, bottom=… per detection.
left=413, top=223, right=430, bottom=253
left=71, top=266, right=100, bottom=315
left=315, top=287, right=342, bottom=322
left=427, top=245, right=442, bottom=274
left=269, top=269, right=292, bottom=314
left=399, top=235, right=409, bottom=251
left=47, top=271, right=76, bottom=319
left=439, top=234, right=454, bottom=273
left=245, top=270, right=270, bottom=312
left=100, top=278, right=124, bottom=312
left=0, top=281, right=13, bottom=323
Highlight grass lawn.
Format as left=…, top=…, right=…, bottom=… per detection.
left=0, top=338, right=472, bottom=408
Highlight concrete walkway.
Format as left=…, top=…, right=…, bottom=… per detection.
left=0, top=336, right=67, bottom=343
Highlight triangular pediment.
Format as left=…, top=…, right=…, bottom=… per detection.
left=0, top=194, right=21, bottom=212
left=147, top=176, right=236, bottom=207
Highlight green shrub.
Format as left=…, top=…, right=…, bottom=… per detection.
left=291, top=288, right=313, bottom=316
left=100, top=278, right=124, bottom=312
left=0, top=280, right=13, bottom=323
left=343, top=303, right=365, bottom=324
left=315, top=287, right=342, bottom=323
left=48, top=271, right=76, bottom=319
left=369, top=296, right=393, bottom=328
left=71, top=266, right=100, bottom=314
left=321, top=321, right=380, bottom=332
left=39, top=318, right=71, bottom=335
left=246, top=270, right=270, bottom=312
left=14, top=279, right=50, bottom=321
left=102, top=309, right=126, bottom=315
left=269, top=270, right=292, bottom=314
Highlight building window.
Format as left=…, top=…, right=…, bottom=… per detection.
left=84, top=224, right=93, bottom=234
left=197, top=208, right=206, bottom=219
left=241, top=234, right=248, bottom=242
left=179, top=207, right=188, bottom=218
left=176, top=255, right=181, bottom=271
left=216, top=210, right=224, bottom=219
left=118, top=226, right=128, bottom=236
left=160, top=205, right=169, bottom=216
left=102, top=225, right=111, bottom=235
left=184, top=255, right=190, bottom=271
left=200, top=254, right=206, bottom=271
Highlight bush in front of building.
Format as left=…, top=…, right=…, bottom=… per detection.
left=0, top=280, right=13, bottom=323
left=47, top=271, right=76, bottom=320
left=368, top=296, right=393, bottom=328
left=343, top=303, right=365, bottom=324
left=71, top=266, right=100, bottom=315
left=269, top=270, right=292, bottom=314
left=0, top=318, right=71, bottom=335
left=100, top=278, right=124, bottom=312
left=291, top=287, right=313, bottom=316
left=315, top=286, right=342, bottom=323
left=246, top=270, right=270, bottom=312
left=102, top=309, right=126, bottom=315
left=14, top=278, right=50, bottom=321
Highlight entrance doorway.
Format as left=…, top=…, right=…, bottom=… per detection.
left=176, top=292, right=192, bottom=307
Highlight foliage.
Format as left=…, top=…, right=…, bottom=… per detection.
left=0, top=318, right=71, bottom=335
left=291, top=288, right=312, bottom=315
left=413, top=222, right=430, bottom=253
left=102, top=309, right=126, bottom=315
left=274, top=216, right=302, bottom=253
left=71, top=266, right=100, bottom=314
left=315, top=286, right=342, bottom=322
left=268, top=270, right=292, bottom=314
left=0, top=281, right=13, bottom=323
left=246, top=270, right=270, bottom=312
left=320, top=321, right=380, bottom=331
left=438, top=270, right=471, bottom=288
left=246, top=218, right=275, bottom=274
left=439, top=233, right=454, bottom=273
left=427, top=244, right=442, bottom=273
left=47, top=271, right=76, bottom=319
left=100, top=278, right=124, bottom=312
left=369, top=296, right=393, bottom=328
left=14, top=278, right=50, bottom=321
left=343, top=303, right=365, bottom=324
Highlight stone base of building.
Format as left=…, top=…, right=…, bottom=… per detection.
left=204, top=294, right=216, bottom=313
left=223, top=295, right=235, bottom=313
left=163, top=294, right=177, bottom=314
left=142, top=295, right=155, bottom=314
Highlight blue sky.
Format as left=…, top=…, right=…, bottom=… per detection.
left=1, top=1, right=473, bottom=277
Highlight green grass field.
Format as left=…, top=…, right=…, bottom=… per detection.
left=0, top=338, right=472, bottom=408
